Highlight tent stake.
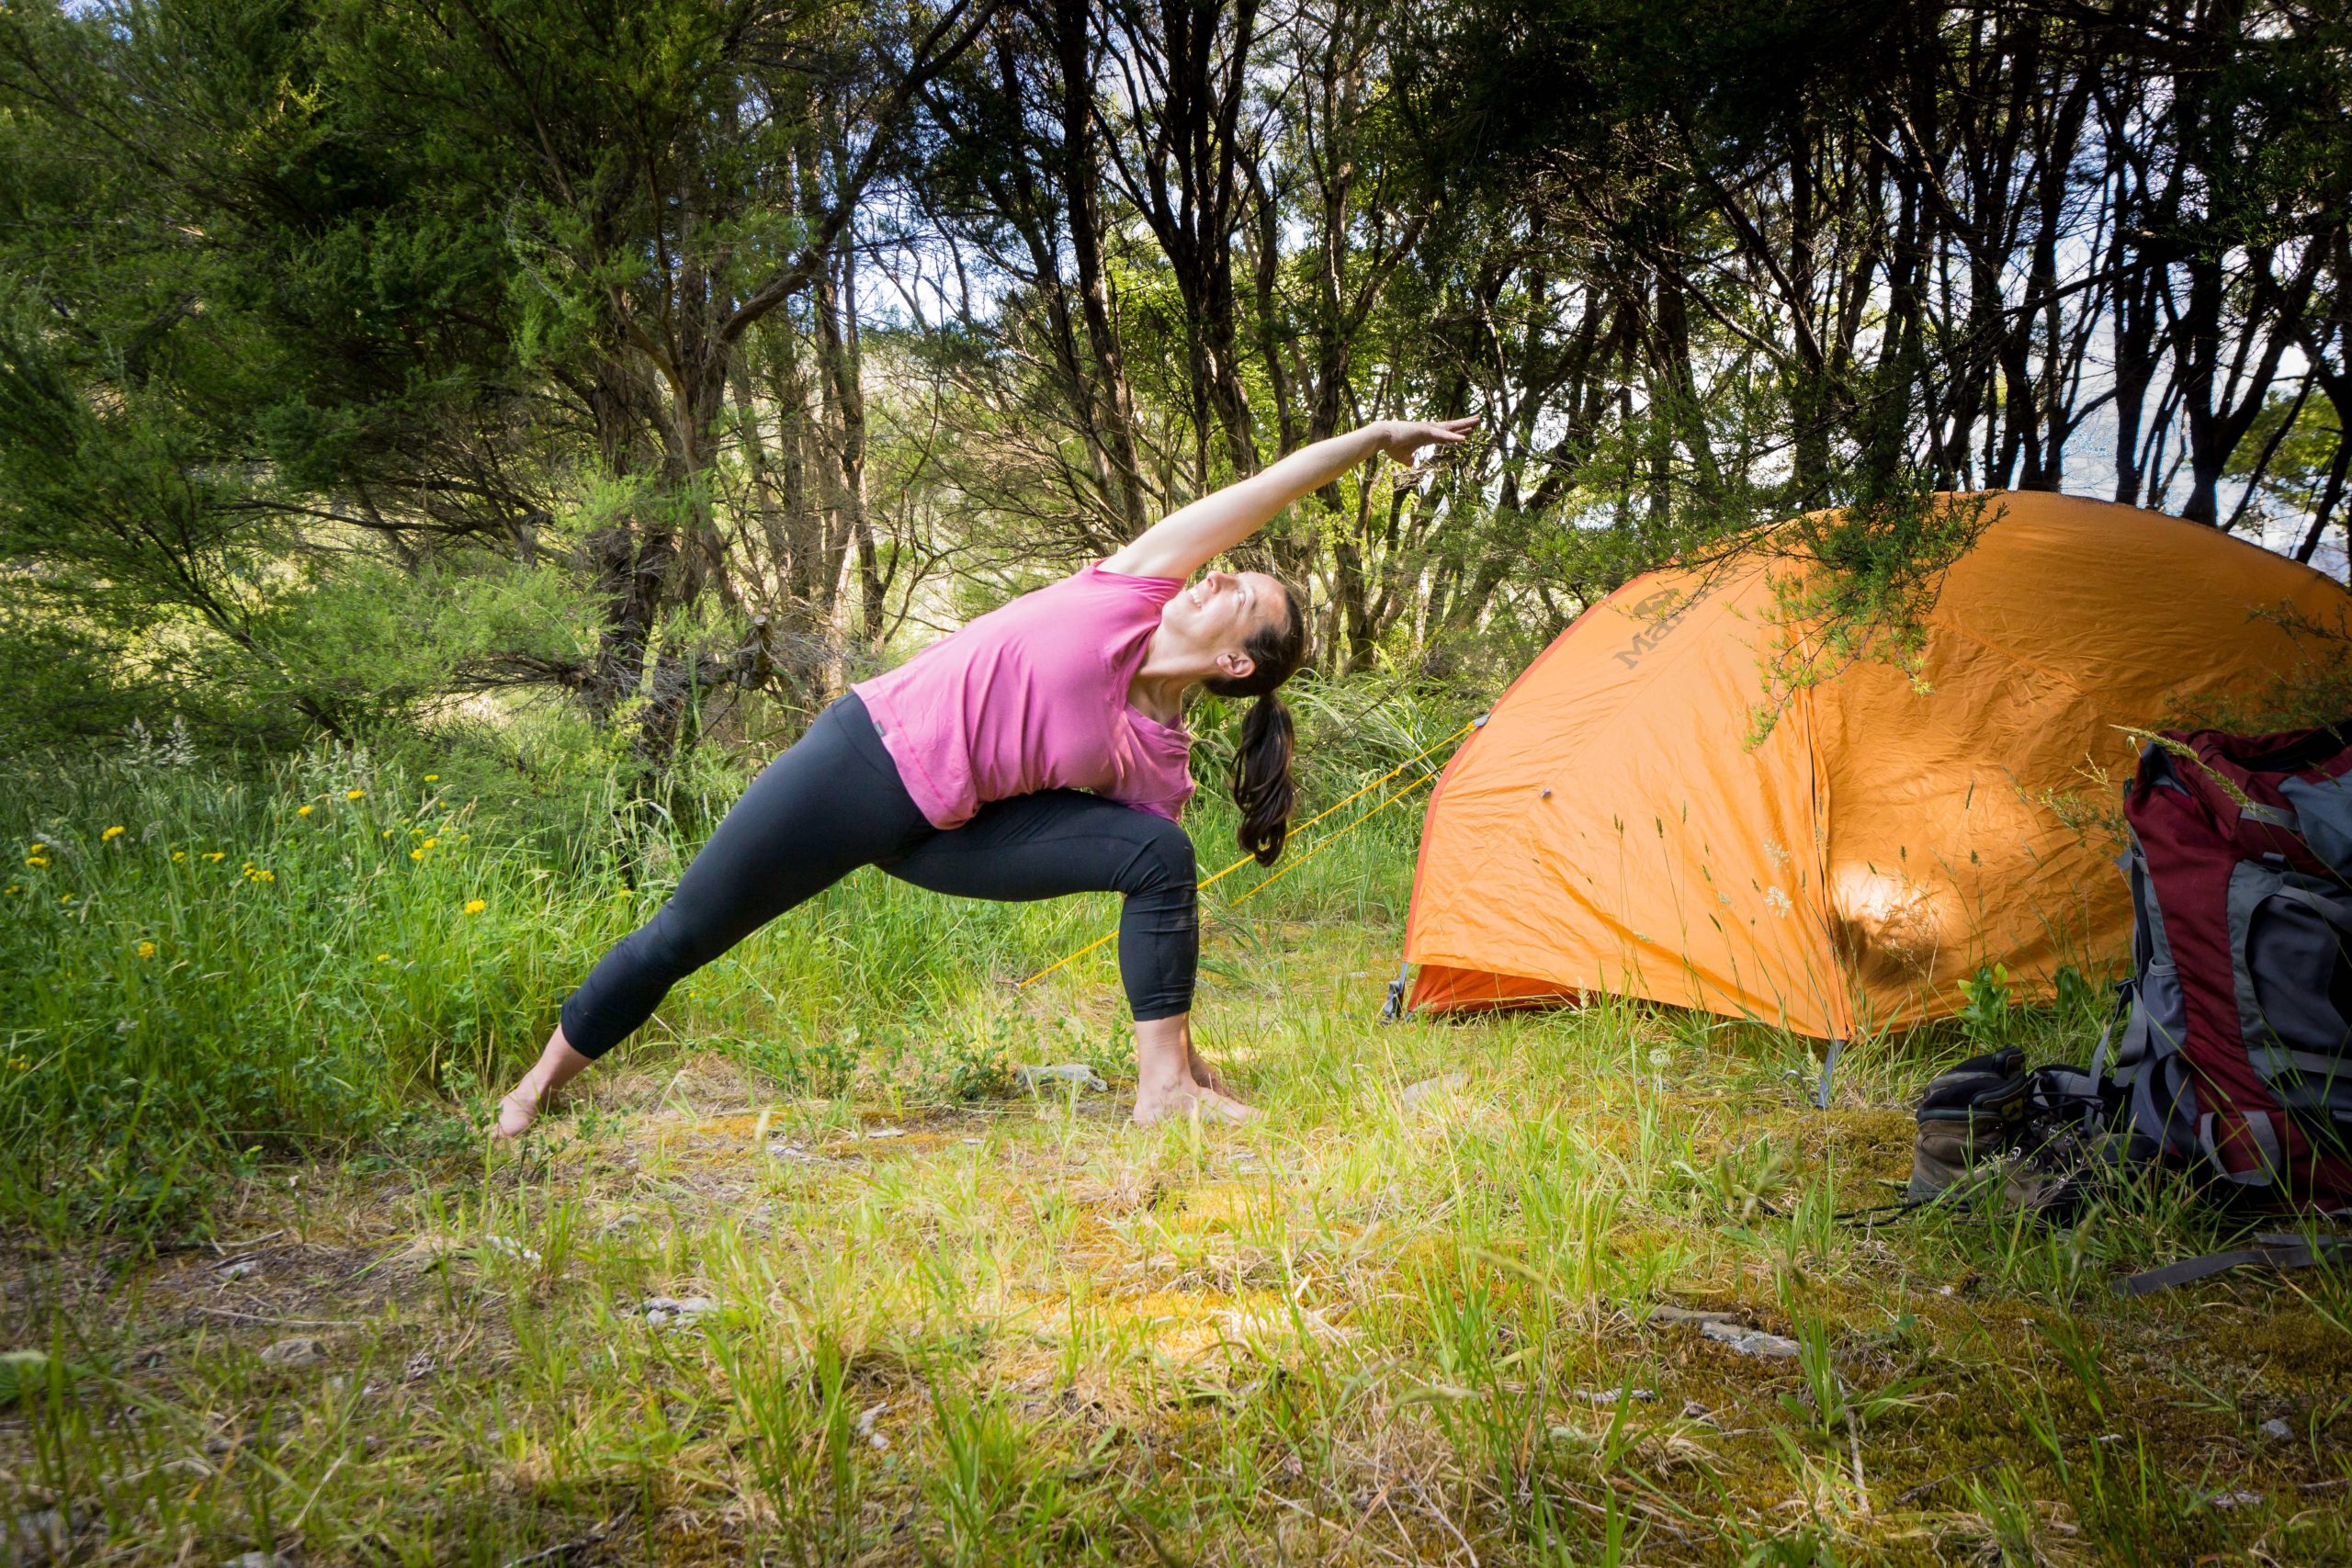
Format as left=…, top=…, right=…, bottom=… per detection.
left=1380, top=961, right=1413, bottom=1022
left=1815, top=1038, right=1845, bottom=1110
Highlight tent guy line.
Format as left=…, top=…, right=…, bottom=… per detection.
left=1013, top=717, right=1479, bottom=992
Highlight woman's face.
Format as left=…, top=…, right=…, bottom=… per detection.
left=1169, top=570, right=1287, bottom=676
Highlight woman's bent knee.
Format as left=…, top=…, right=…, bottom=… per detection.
left=1128, top=816, right=1197, bottom=896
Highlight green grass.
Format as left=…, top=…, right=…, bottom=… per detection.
left=1, top=735, right=2347, bottom=1563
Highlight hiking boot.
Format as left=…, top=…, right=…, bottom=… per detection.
left=1908, top=1047, right=2031, bottom=1204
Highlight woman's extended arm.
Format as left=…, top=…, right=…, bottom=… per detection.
left=1102, top=417, right=1476, bottom=581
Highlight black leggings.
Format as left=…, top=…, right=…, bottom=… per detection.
left=557, top=692, right=1199, bottom=1059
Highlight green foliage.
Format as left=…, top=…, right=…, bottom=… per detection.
left=1748, top=485, right=2000, bottom=744
left=0, top=743, right=583, bottom=1154
left=2052, top=964, right=2097, bottom=1023
left=2170, top=599, right=2352, bottom=731
left=1956, top=962, right=2015, bottom=1045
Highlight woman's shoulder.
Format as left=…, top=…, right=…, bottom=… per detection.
left=1077, top=558, right=1186, bottom=598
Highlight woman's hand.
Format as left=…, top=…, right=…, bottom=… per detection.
left=1372, top=416, right=1480, bottom=468
left=1103, top=412, right=1482, bottom=581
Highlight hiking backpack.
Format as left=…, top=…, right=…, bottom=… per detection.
left=2100, top=721, right=2352, bottom=1208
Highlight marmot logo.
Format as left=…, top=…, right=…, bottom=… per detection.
left=1629, top=589, right=1681, bottom=619
left=1613, top=581, right=1716, bottom=669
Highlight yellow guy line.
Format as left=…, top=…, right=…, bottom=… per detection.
left=1013, top=718, right=1476, bottom=990
left=1219, top=761, right=1448, bottom=912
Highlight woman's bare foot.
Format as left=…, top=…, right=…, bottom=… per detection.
left=1131, top=1080, right=1254, bottom=1125
left=493, top=1082, right=543, bottom=1141
left=1133, top=1013, right=1252, bottom=1125
left=1185, top=1042, right=1243, bottom=1102
left=492, top=1029, right=595, bottom=1142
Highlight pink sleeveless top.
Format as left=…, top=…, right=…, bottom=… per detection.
left=852, top=562, right=1196, bottom=829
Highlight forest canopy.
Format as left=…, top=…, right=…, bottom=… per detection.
left=1, top=0, right=2346, bottom=784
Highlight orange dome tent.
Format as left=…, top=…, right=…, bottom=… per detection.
left=1396, top=491, right=2350, bottom=1047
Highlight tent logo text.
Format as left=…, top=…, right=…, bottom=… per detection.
left=1613, top=581, right=1719, bottom=670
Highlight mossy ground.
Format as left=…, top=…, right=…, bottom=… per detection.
left=4, top=896, right=2349, bottom=1565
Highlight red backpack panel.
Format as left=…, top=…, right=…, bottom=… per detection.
left=2109, top=723, right=2352, bottom=1207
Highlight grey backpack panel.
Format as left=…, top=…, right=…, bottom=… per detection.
left=2230, top=862, right=2352, bottom=1142
left=2279, top=774, right=2352, bottom=876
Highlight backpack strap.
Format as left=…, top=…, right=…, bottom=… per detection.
left=2114, top=1233, right=2352, bottom=1296
left=2271, top=883, right=2352, bottom=932
left=2197, top=1108, right=2285, bottom=1186
left=2083, top=979, right=2134, bottom=1126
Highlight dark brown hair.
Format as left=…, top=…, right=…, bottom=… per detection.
left=1204, top=579, right=1310, bottom=864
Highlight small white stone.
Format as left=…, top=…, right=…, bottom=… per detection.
left=6, top=1508, right=63, bottom=1563
left=1399, top=1073, right=1470, bottom=1111
left=639, top=1294, right=716, bottom=1327
left=259, top=1337, right=325, bottom=1369
left=1699, top=1320, right=1801, bottom=1359
left=855, top=1401, right=890, bottom=1449
left=1016, top=1063, right=1110, bottom=1093
left=2260, top=1417, right=2293, bottom=1439
left=480, top=1235, right=542, bottom=1266
left=1571, top=1386, right=1658, bottom=1405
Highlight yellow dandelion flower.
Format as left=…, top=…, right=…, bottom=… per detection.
left=374, top=953, right=390, bottom=963
left=297, top=804, right=314, bottom=818
left=101, top=825, right=126, bottom=842
left=136, top=941, right=155, bottom=959
left=24, top=855, right=48, bottom=868
left=409, top=848, right=424, bottom=861
left=421, top=837, right=439, bottom=850
left=345, top=788, right=365, bottom=801
left=60, top=894, right=73, bottom=903
left=256, top=869, right=275, bottom=883
left=424, top=773, right=440, bottom=783
left=203, top=852, right=225, bottom=863
left=4, top=886, right=17, bottom=895
left=171, top=850, right=186, bottom=863
left=463, top=898, right=485, bottom=915
left=6, top=1058, right=26, bottom=1072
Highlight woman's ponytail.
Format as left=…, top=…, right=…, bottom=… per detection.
left=1231, top=694, right=1295, bottom=864
left=1204, top=577, right=1310, bottom=865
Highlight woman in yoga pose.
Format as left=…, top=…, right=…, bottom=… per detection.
left=494, top=415, right=1476, bottom=1135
